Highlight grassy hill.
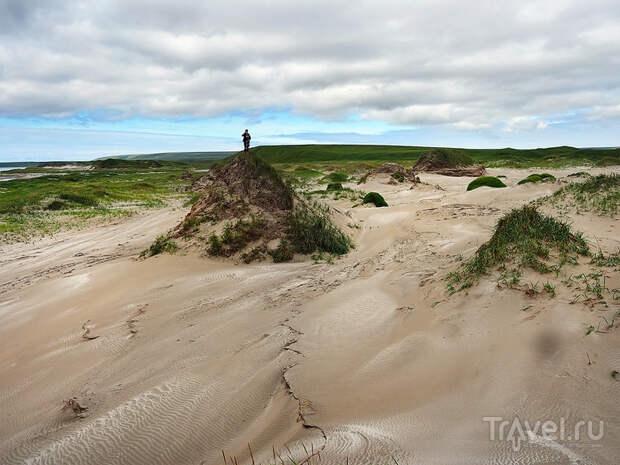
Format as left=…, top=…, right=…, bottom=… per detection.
left=98, top=151, right=235, bottom=163
left=252, top=145, right=620, bottom=168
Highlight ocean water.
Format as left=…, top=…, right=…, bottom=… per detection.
left=0, top=166, right=26, bottom=172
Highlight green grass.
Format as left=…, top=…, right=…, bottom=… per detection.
left=447, top=205, right=589, bottom=293
left=0, top=163, right=192, bottom=241
left=517, top=173, right=556, bottom=185
left=247, top=145, right=620, bottom=168
left=392, top=171, right=405, bottom=182
left=466, top=176, right=507, bottom=191
left=362, top=192, right=388, bottom=207
left=286, top=201, right=353, bottom=256
left=142, top=235, right=178, bottom=257
left=208, top=216, right=267, bottom=257
left=270, top=239, right=295, bottom=263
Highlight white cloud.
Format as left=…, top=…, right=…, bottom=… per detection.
left=0, top=0, right=619, bottom=130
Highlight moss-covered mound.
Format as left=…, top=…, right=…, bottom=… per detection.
left=517, top=173, right=556, bottom=185
left=362, top=192, right=388, bottom=207
left=447, top=205, right=589, bottom=292
left=467, top=176, right=507, bottom=191
left=326, top=182, right=343, bottom=191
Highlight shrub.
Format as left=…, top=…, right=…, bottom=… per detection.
left=46, top=200, right=68, bottom=211
left=517, top=173, right=556, bottom=185
left=60, top=192, right=98, bottom=206
left=287, top=202, right=353, bottom=255
left=392, top=172, right=405, bottom=182
left=144, top=235, right=178, bottom=257
left=466, top=176, right=507, bottom=191
left=207, top=232, right=222, bottom=255
left=270, top=239, right=295, bottom=262
left=362, top=192, right=388, bottom=207
left=326, top=182, right=343, bottom=191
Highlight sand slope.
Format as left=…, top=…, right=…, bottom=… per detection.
left=1, top=167, right=618, bottom=464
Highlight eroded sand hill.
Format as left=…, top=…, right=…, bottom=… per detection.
left=0, top=167, right=618, bottom=464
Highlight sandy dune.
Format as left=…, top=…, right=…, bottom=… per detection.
left=1, top=167, right=618, bottom=464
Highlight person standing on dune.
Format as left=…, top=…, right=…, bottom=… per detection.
left=242, top=129, right=251, bottom=152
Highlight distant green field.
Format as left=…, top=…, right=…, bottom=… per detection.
left=251, top=145, right=620, bottom=168
left=0, top=163, right=192, bottom=241
left=98, top=151, right=235, bottom=164
left=93, top=145, right=620, bottom=168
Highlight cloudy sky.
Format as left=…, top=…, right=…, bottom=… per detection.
left=1, top=0, right=619, bottom=160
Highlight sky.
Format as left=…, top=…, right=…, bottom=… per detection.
left=1, top=0, right=619, bottom=161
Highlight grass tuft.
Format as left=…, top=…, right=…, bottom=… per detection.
left=143, top=235, right=178, bottom=257
left=287, top=201, right=353, bottom=255
left=448, top=205, right=589, bottom=292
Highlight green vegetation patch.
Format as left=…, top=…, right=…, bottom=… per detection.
left=0, top=165, right=191, bottom=242
left=466, top=176, right=507, bottom=191
left=249, top=144, right=620, bottom=168
left=326, top=182, right=343, bottom=191
left=392, top=172, right=405, bottom=182
left=142, top=235, right=178, bottom=257
left=270, top=239, right=295, bottom=263
left=447, top=205, right=589, bottom=293
left=517, top=173, right=556, bottom=185
left=208, top=216, right=266, bottom=257
left=362, top=192, right=388, bottom=207
left=286, top=201, right=353, bottom=256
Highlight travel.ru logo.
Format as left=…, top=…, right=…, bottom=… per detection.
left=483, top=416, right=604, bottom=452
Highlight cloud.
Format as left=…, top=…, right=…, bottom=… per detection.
left=0, top=0, right=619, bottom=132
left=503, top=116, right=549, bottom=132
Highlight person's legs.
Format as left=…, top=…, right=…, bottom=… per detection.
left=244, top=141, right=249, bottom=151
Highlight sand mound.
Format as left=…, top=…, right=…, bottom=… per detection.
left=175, top=152, right=351, bottom=261
left=363, top=162, right=419, bottom=184
left=413, top=148, right=486, bottom=177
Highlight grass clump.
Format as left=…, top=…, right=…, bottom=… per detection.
left=143, top=235, right=178, bottom=257
left=467, top=176, right=507, bottom=191
left=270, top=239, right=295, bottom=263
left=362, top=192, right=388, bottom=207
left=392, top=172, right=405, bottom=182
left=517, top=173, right=556, bottom=185
left=287, top=201, right=353, bottom=255
left=447, top=205, right=589, bottom=293
left=591, top=249, right=620, bottom=268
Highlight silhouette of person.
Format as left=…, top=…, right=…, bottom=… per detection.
left=242, top=129, right=251, bottom=152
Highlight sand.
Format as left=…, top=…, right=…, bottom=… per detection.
left=0, top=167, right=618, bottom=464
